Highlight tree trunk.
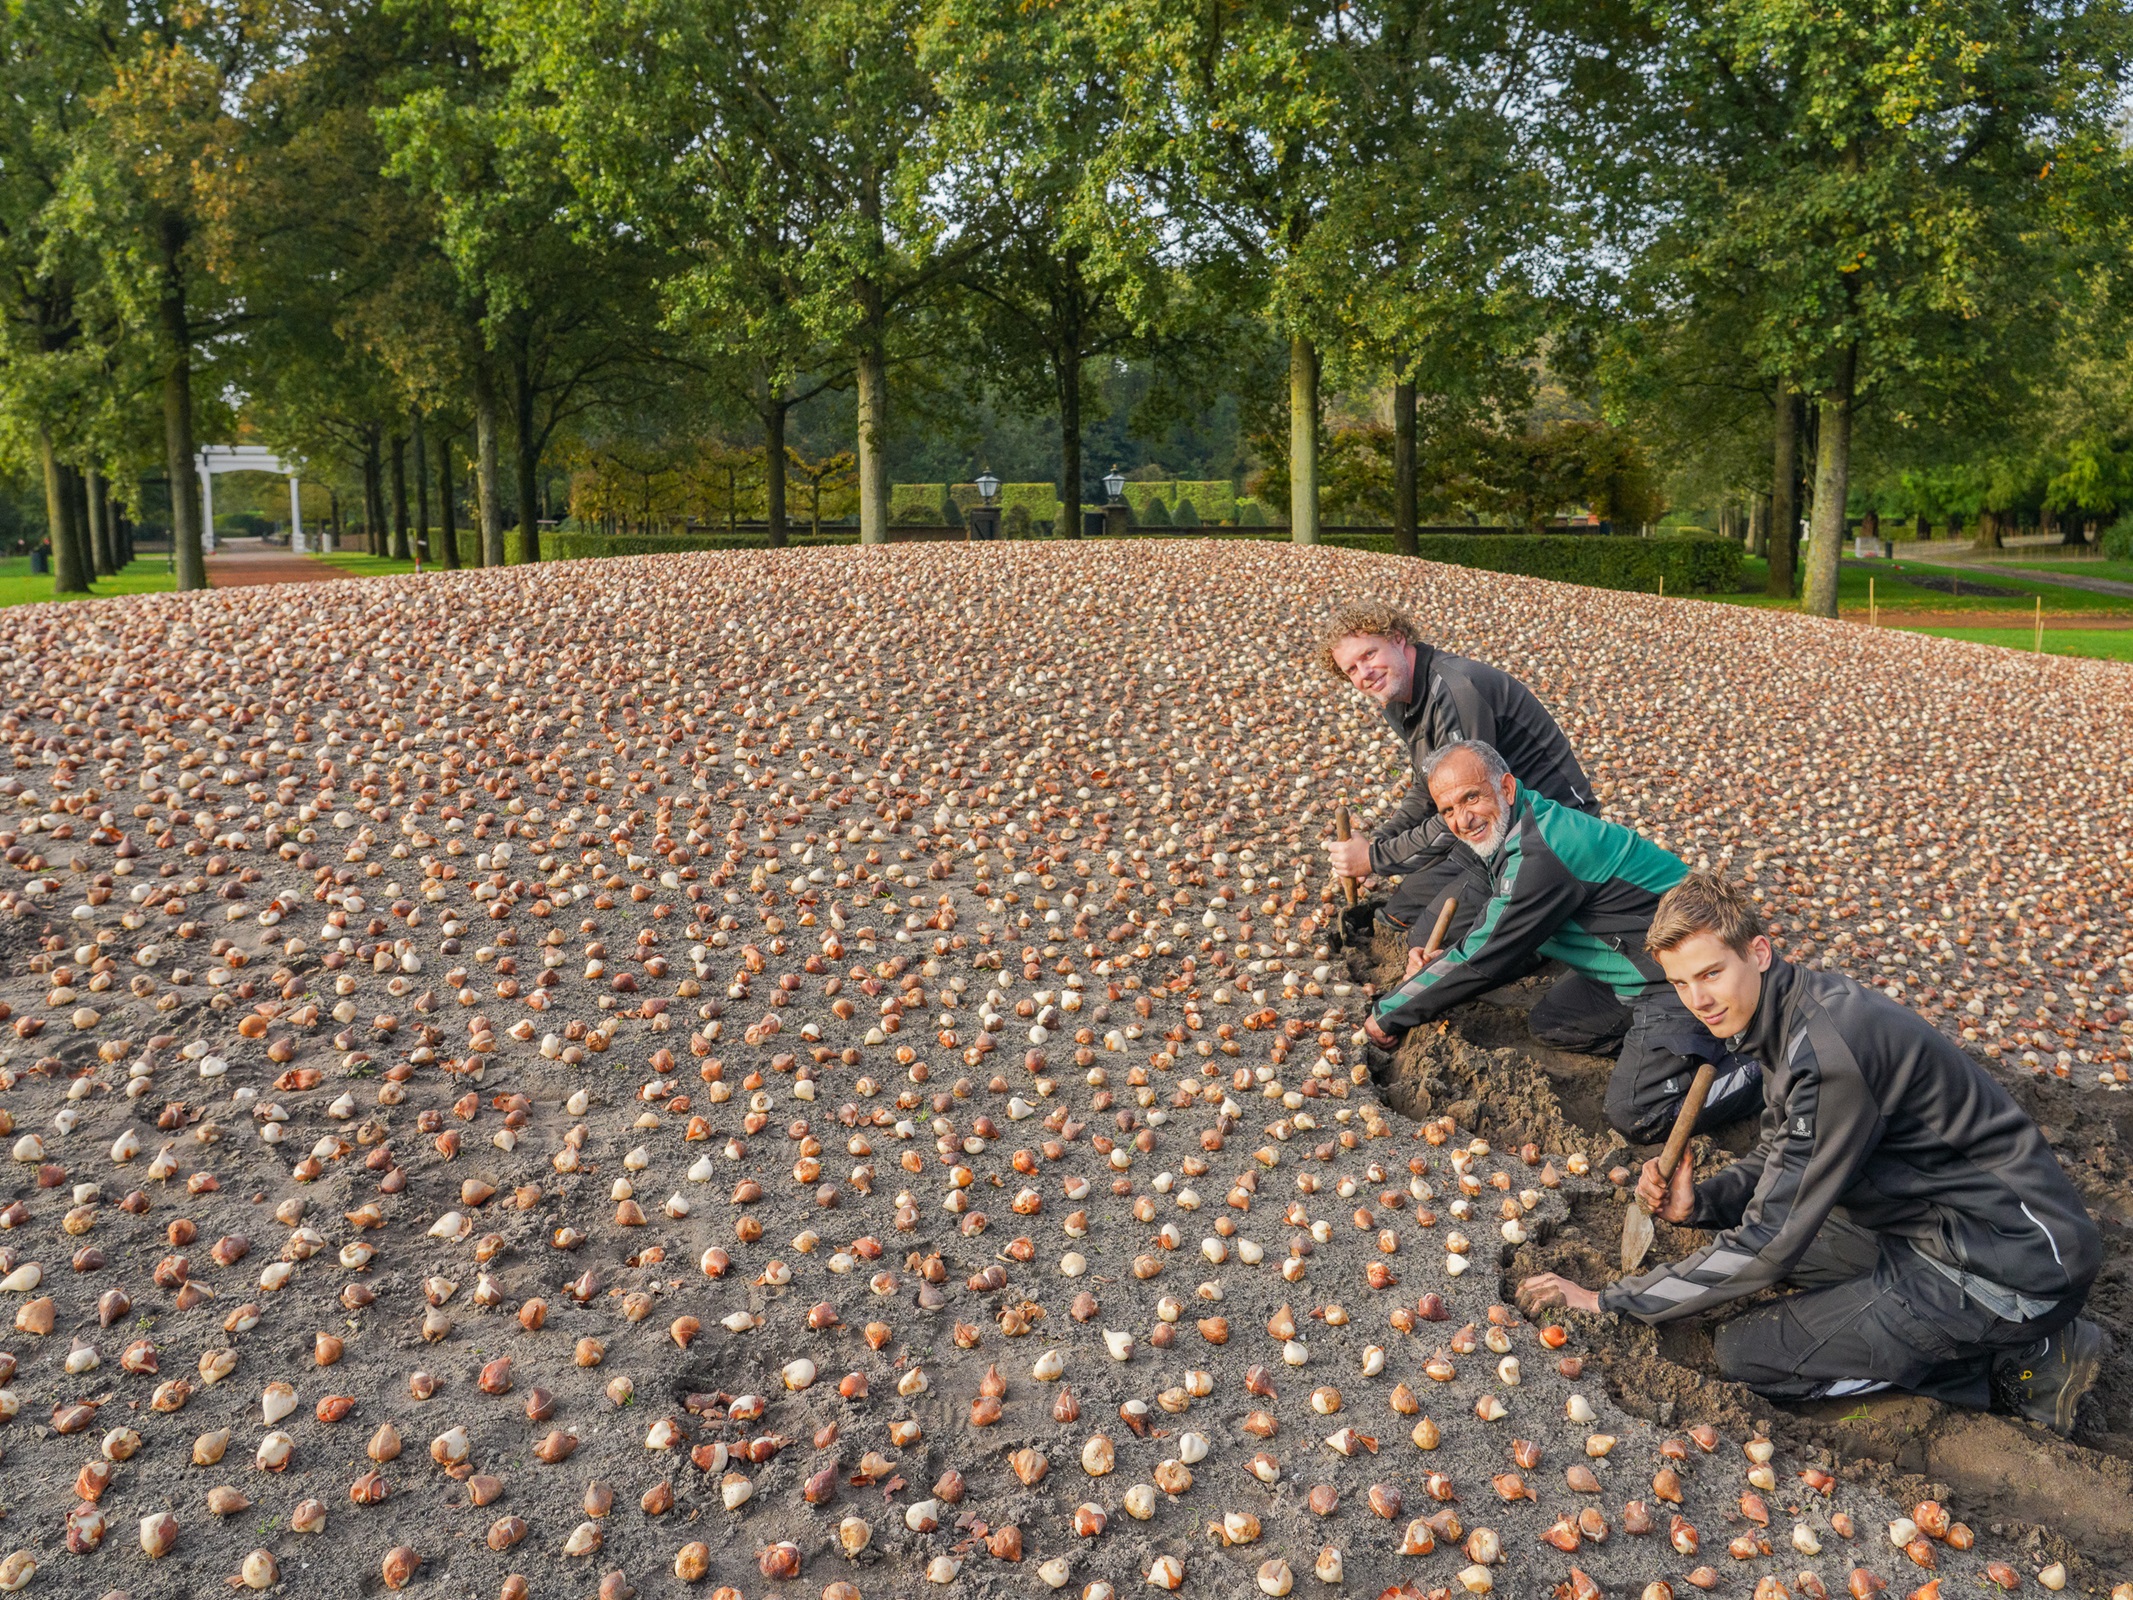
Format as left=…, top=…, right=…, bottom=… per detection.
left=438, top=430, right=459, bottom=569
left=1288, top=334, right=1320, bottom=545
left=474, top=364, right=505, bottom=568
left=1975, top=509, right=2002, bottom=551
left=86, top=469, right=115, bottom=577
left=1767, top=385, right=1800, bottom=598
left=1058, top=334, right=1082, bottom=540
left=68, top=466, right=95, bottom=584
left=362, top=432, right=385, bottom=556
left=1860, top=508, right=1878, bottom=549
left=1392, top=375, right=1418, bottom=558
left=513, top=349, right=540, bottom=562
left=159, top=219, right=206, bottom=591
left=158, top=238, right=205, bottom=589
left=1747, top=495, right=1768, bottom=556
left=389, top=433, right=411, bottom=560
left=763, top=397, right=789, bottom=549
left=118, top=508, right=134, bottom=567
left=412, top=414, right=431, bottom=562
left=1802, top=343, right=1856, bottom=618
left=39, top=430, right=89, bottom=594
left=856, top=309, right=889, bottom=546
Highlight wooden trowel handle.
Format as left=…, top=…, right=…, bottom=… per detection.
left=1422, top=894, right=1458, bottom=960
left=1335, top=807, right=1358, bottom=907
left=1654, top=1062, right=1719, bottom=1188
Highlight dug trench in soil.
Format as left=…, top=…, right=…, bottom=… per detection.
left=1352, top=924, right=2133, bottom=1580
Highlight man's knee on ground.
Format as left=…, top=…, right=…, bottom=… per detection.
left=1601, top=1065, right=1671, bottom=1145
left=1711, top=1316, right=1780, bottom=1391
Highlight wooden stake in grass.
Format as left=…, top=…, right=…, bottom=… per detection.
left=1869, top=577, right=1876, bottom=627
left=2035, top=595, right=2043, bottom=653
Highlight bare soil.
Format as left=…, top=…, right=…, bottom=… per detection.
left=1360, top=926, right=2133, bottom=1585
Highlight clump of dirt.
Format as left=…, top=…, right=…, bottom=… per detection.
left=1361, top=933, right=2133, bottom=1579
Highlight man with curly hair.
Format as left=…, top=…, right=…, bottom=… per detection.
left=1319, top=604, right=1632, bottom=1051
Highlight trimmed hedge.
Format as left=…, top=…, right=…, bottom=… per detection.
left=1223, top=531, right=1744, bottom=592
left=952, top=482, right=1062, bottom=533
left=890, top=483, right=948, bottom=525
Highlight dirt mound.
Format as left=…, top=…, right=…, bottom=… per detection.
left=1362, top=931, right=2133, bottom=1580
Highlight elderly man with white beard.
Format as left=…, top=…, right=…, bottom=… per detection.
left=1363, top=740, right=1762, bottom=1142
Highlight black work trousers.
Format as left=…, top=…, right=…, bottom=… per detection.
left=1378, top=844, right=1494, bottom=953
left=1713, top=1217, right=2083, bottom=1410
left=1526, top=978, right=1763, bottom=1143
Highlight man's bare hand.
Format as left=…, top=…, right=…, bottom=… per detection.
left=1404, top=945, right=1428, bottom=978
left=1516, top=1272, right=1601, bottom=1317
left=1326, top=836, right=1372, bottom=880
left=1636, top=1154, right=1697, bottom=1224
left=1363, top=1015, right=1397, bottom=1049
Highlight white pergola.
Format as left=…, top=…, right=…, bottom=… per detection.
left=196, top=444, right=311, bottom=553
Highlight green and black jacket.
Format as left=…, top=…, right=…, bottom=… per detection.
left=1373, top=788, right=1685, bottom=1033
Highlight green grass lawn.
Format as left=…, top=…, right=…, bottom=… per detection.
left=1896, top=625, right=2133, bottom=662
left=311, top=549, right=435, bottom=577
left=0, top=554, right=176, bottom=607
left=1722, top=555, right=2133, bottom=616
left=1995, top=558, right=2133, bottom=585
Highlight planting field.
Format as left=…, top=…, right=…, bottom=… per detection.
left=0, top=543, right=2126, bottom=1600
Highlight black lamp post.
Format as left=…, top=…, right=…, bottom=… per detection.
left=1103, top=466, right=1129, bottom=538
left=970, top=470, right=1002, bottom=541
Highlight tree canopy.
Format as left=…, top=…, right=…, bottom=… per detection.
left=0, top=0, right=2126, bottom=601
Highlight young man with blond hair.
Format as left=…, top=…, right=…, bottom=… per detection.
left=1319, top=602, right=1596, bottom=970
left=1519, top=873, right=2107, bottom=1437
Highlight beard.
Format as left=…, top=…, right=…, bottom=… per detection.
left=1464, top=808, right=1510, bottom=858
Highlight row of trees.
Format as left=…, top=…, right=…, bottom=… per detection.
left=2, top=0, right=2129, bottom=611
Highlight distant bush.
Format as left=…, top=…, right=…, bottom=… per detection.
left=997, top=483, right=1060, bottom=528
left=2103, top=511, right=2133, bottom=560
left=1134, top=496, right=1172, bottom=528
left=1005, top=503, right=1031, bottom=537
left=1174, top=480, right=1236, bottom=522
left=1331, top=531, right=1743, bottom=592
left=1235, top=498, right=1272, bottom=527
left=891, top=483, right=947, bottom=525
left=216, top=512, right=274, bottom=538
left=1173, top=496, right=1200, bottom=528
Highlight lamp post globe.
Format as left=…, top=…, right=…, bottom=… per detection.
left=1103, top=466, right=1126, bottom=503
left=976, top=471, right=1000, bottom=505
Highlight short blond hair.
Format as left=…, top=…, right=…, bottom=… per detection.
left=1647, top=872, right=1766, bottom=957
left=1317, top=603, right=1422, bottom=681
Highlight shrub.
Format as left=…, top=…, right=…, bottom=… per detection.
left=1175, top=481, right=1236, bottom=523
left=2103, top=511, right=2133, bottom=560
left=1235, top=497, right=1271, bottom=527
left=1314, top=531, right=1743, bottom=593
left=998, top=483, right=1060, bottom=528
left=890, top=483, right=947, bottom=525
left=1004, top=503, right=1032, bottom=537
left=1173, top=496, right=1200, bottom=528
left=1134, top=497, right=1172, bottom=528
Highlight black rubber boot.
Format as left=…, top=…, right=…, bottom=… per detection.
left=1992, top=1318, right=2111, bottom=1437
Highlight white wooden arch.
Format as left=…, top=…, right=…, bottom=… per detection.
left=196, top=444, right=309, bottom=552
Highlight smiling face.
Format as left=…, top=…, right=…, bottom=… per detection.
left=1330, top=634, right=1415, bottom=707
left=1656, top=930, right=1773, bottom=1038
left=1425, top=748, right=1517, bottom=855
